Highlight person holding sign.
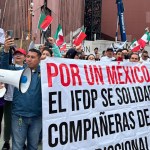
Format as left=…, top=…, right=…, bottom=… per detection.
left=40, top=47, right=53, bottom=60
left=129, top=52, right=140, bottom=62
left=86, top=54, right=95, bottom=61
left=100, top=48, right=115, bottom=61
left=140, top=50, right=150, bottom=62
left=113, top=49, right=124, bottom=61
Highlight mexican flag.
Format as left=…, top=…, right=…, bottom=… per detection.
left=60, top=42, right=67, bottom=51
left=73, top=28, right=87, bottom=46
left=38, top=13, right=53, bottom=31
left=138, top=31, right=150, bottom=49
left=130, top=39, right=140, bottom=52
left=54, top=24, right=64, bottom=46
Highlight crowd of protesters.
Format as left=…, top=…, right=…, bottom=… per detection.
left=0, top=32, right=150, bottom=150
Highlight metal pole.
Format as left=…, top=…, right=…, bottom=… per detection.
left=116, top=0, right=126, bottom=42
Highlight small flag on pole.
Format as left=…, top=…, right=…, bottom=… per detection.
left=73, top=28, right=87, bottom=46
left=54, top=24, right=64, bottom=46
left=60, top=42, right=67, bottom=51
left=130, top=39, right=140, bottom=52
left=138, top=31, right=150, bottom=49
left=38, top=13, right=53, bottom=31
left=38, top=13, right=46, bottom=30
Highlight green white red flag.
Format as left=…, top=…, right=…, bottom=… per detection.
left=73, top=28, right=87, bottom=46
left=54, top=24, right=64, bottom=46
left=38, top=13, right=53, bottom=31
left=138, top=31, right=150, bottom=49
left=130, top=39, right=140, bottom=52
left=60, top=42, right=67, bottom=51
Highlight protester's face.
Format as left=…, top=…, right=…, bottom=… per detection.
left=13, top=52, right=26, bottom=64
left=106, top=50, right=113, bottom=58
left=116, top=52, right=123, bottom=58
left=95, top=54, right=100, bottom=59
left=26, top=51, right=40, bottom=69
left=101, top=51, right=106, bottom=57
left=88, top=55, right=95, bottom=61
left=94, top=49, right=98, bottom=54
left=142, top=53, right=149, bottom=60
left=41, top=50, right=51, bottom=60
left=74, top=55, right=80, bottom=59
left=130, top=54, right=139, bottom=62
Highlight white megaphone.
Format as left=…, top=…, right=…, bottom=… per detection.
left=0, top=67, right=32, bottom=97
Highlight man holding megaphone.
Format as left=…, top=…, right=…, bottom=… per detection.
left=1, top=37, right=42, bottom=150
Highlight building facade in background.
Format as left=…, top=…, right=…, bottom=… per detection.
left=32, top=0, right=85, bottom=43
left=0, top=0, right=85, bottom=44
left=0, top=0, right=32, bottom=39
left=1, top=0, right=150, bottom=43
left=101, top=0, right=150, bottom=41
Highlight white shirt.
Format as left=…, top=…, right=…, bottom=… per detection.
left=140, top=57, right=150, bottom=62
left=100, top=56, right=115, bottom=62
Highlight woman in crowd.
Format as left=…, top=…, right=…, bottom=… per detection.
left=113, top=49, right=124, bottom=61
left=86, top=54, right=95, bottom=61
left=40, top=47, right=53, bottom=60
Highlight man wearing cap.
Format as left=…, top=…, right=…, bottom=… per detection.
left=2, top=48, right=26, bottom=150
left=1, top=37, right=42, bottom=150
left=100, top=48, right=115, bottom=61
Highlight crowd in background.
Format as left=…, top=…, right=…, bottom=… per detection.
left=0, top=33, right=149, bottom=150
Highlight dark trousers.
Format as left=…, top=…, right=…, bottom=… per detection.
left=0, top=105, right=4, bottom=135
left=3, top=101, right=12, bottom=142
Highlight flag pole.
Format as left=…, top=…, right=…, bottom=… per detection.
left=28, top=9, right=31, bottom=40
left=20, top=31, right=23, bottom=48
left=115, top=16, right=119, bottom=43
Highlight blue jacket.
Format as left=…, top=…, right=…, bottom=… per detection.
left=1, top=51, right=42, bottom=117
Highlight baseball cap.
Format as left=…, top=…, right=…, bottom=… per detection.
left=14, top=48, right=27, bottom=55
